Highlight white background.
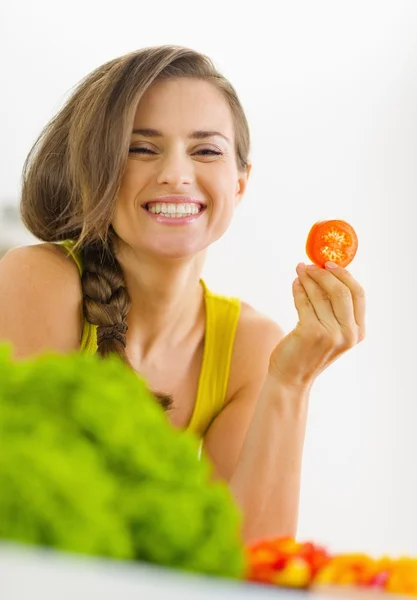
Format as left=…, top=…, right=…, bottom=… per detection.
left=1, top=0, right=416, bottom=556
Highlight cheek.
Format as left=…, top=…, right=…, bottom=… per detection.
left=208, top=170, right=239, bottom=215
left=114, top=164, right=148, bottom=224
left=112, top=179, right=141, bottom=238
left=208, top=191, right=237, bottom=240
left=118, top=163, right=144, bottom=200
left=113, top=189, right=133, bottom=228
left=112, top=200, right=130, bottom=243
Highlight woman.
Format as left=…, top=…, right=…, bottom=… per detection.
left=0, top=45, right=366, bottom=544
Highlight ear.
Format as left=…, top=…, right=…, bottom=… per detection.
left=234, top=162, right=252, bottom=208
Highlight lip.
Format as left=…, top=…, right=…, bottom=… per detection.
left=142, top=196, right=206, bottom=208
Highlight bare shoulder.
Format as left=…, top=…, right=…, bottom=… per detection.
left=226, top=300, right=285, bottom=402
left=0, top=242, right=81, bottom=287
left=0, top=243, right=83, bottom=358
left=238, top=300, right=285, bottom=346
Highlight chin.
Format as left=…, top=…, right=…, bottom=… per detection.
left=151, top=243, right=207, bottom=260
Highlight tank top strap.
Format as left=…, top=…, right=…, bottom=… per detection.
left=187, top=280, right=241, bottom=437
left=56, top=240, right=97, bottom=352
left=58, top=239, right=83, bottom=276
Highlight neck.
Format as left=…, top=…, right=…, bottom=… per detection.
left=115, top=246, right=207, bottom=362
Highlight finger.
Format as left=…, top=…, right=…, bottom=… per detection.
left=304, top=263, right=356, bottom=329
left=296, top=263, right=339, bottom=328
left=292, top=277, right=319, bottom=327
left=323, top=262, right=366, bottom=339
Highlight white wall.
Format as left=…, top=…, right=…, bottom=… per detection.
left=2, top=0, right=416, bottom=556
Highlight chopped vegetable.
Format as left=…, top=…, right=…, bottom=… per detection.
left=306, top=220, right=358, bottom=268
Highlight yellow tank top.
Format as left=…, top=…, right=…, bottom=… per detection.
left=58, top=240, right=241, bottom=439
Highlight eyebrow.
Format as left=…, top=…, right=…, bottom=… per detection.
left=131, top=128, right=231, bottom=144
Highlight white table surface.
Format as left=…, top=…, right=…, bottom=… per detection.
left=0, top=543, right=404, bottom=600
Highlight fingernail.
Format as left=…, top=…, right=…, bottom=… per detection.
left=297, top=262, right=306, bottom=271
left=325, top=261, right=338, bottom=269
left=307, top=264, right=318, bottom=270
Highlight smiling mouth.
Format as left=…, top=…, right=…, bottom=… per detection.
left=143, top=202, right=206, bottom=218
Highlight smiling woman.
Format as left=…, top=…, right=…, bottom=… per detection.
left=0, top=45, right=366, bottom=545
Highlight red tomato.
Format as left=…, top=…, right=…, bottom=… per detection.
left=306, top=220, right=358, bottom=268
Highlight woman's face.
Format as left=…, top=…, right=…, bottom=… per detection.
left=112, top=77, right=250, bottom=259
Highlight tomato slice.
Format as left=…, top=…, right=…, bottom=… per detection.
left=306, top=220, right=358, bottom=268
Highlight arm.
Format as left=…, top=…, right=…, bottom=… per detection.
left=203, top=316, right=307, bottom=544
left=204, top=263, right=366, bottom=545
left=224, top=377, right=308, bottom=543
left=0, top=244, right=82, bottom=358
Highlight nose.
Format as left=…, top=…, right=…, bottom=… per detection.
left=156, top=149, right=194, bottom=187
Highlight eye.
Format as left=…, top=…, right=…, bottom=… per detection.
left=129, top=147, right=155, bottom=155
left=196, top=149, right=222, bottom=156
left=129, top=146, right=223, bottom=157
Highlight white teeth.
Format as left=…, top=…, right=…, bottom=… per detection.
left=147, top=202, right=201, bottom=217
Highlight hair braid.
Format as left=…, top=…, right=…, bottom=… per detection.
left=81, top=238, right=173, bottom=410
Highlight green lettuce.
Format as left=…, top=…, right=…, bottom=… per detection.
left=0, top=344, right=245, bottom=578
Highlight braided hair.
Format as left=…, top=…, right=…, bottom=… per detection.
left=81, top=236, right=173, bottom=409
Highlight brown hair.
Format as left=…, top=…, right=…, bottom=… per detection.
left=20, top=45, right=251, bottom=408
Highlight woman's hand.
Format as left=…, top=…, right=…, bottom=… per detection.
left=268, top=261, right=366, bottom=392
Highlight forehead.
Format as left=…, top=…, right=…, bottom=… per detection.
left=132, top=78, right=234, bottom=135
